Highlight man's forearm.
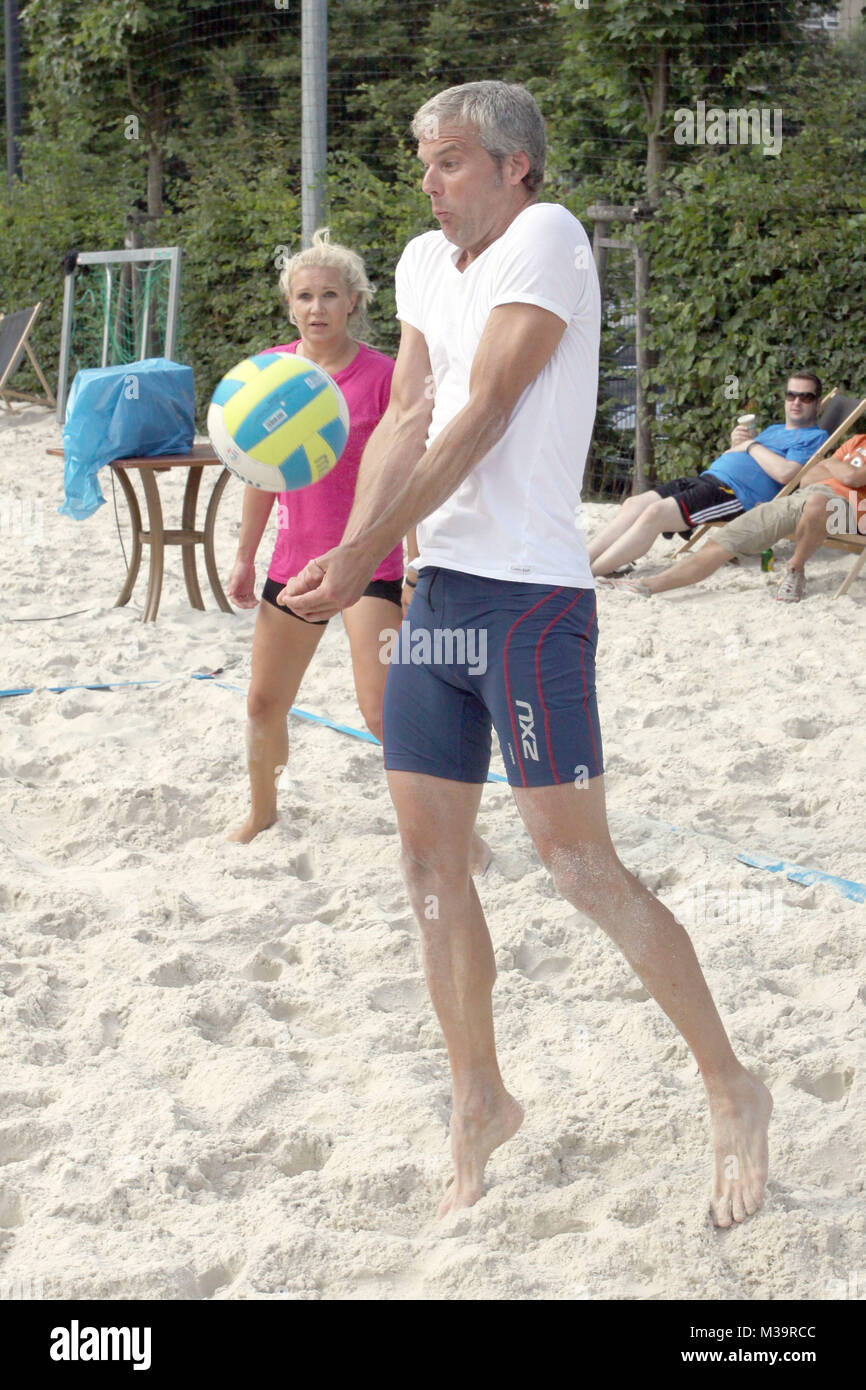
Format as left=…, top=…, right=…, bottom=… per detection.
left=341, top=407, right=430, bottom=547
left=344, top=395, right=510, bottom=565
left=817, top=456, right=864, bottom=488
left=748, top=443, right=801, bottom=484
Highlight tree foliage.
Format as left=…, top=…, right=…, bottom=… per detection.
left=1, top=0, right=863, bottom=479
left=545, top=0, right=818, bottom=200
left=645, top=32, right=866, bottom=475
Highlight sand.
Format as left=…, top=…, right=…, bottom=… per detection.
left=0, top=404, right=864, bottom=1301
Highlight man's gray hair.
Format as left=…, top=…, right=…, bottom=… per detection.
left=411, top=81, right=546, bottom=196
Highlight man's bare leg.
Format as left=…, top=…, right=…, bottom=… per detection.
left=341, top=596, right=487, bottom=878
left=592, top=496, right=687, bottom=576
left=387, top=771, right=522, bottom=1215
left=615, top=494, right=832, bottom=597
left=788, top=492, right=830, bottom=571
left=587, top=490, right=661, bottom=564
left=640, top=539, right=735, bottom=594
left=513, top=778, right=772, bottom=1227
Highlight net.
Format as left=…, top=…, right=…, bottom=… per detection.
left=68, top=258, right=178, bottom=374
left=57, top=248, right=182, bottom=421
left=3, top=0, right=864, bottom=486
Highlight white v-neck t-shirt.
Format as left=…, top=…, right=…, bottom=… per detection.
left=394, top=200, right=600, bottom=587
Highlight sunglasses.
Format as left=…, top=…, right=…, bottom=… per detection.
left=786, top=390, right=817, bottom=402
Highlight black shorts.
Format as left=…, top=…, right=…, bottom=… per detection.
left=655, top=475, right=745, bottom=538
left=261, top=575, right=403, bottom=624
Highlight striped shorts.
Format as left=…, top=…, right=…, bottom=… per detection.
left=655, top=473, right=745, bottom=538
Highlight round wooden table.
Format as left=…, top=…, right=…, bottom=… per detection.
left=49, top=443, right=233, bottom=622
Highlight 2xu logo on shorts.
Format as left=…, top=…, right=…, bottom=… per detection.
left=514, top=699, right=539, bottom=762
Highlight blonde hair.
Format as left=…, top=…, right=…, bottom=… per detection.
left=278, top=228, right=374, bottom=339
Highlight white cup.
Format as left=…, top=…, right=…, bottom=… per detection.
left=737, top=413, right=756, bottom=429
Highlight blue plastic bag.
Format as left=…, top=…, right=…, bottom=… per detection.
left=60, top=358, right=195, bottom=520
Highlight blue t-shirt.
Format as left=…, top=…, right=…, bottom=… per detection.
left=704, top=424, right=828, bottom=509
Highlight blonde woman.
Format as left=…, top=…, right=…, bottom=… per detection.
left=226, top=231, right=405, bottom=842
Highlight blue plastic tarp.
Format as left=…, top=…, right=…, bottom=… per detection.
left=60, top=358, right=195, bottom=520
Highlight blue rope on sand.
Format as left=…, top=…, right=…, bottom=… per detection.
left=2, top=671, right=863, bottom=898
left=736, top=851, right=866, bottom=904
left=188, top=671, right=508, bottom=771
left=0, top=670, right=504, bottom=771
left=0, top=679, right=165, bottom=697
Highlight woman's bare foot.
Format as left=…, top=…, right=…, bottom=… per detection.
left=470, top=832, right=492, bottom=877
left=227, top=813, right=277, bottom=844
left=438, top=1086, right=523, bottom=1217
left=707, top=1068, right=773, bottom=1227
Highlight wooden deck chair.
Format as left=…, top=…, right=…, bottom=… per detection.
left=674, top=388, right=843, bottom=558
left=675, top=392, right=866, bottom=597
left=772, top=394, right=866, bottom=598
left=0, top=302, right=57, bottom=411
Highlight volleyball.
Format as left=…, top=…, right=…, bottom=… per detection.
left=207, top=350, right=349, bottom=492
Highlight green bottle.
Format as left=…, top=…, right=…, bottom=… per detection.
left=760, top=548, right=774, bottom=572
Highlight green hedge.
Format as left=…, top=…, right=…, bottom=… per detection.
left=3, top=35, right=863, bottom=481
left=0, top=122, right=134, bottom=404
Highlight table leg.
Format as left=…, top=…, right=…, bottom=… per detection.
left=139, top=470, right=165, bottom=623
left=112, top=468, right=143, bottom=607
left=203, top=468, right=233, bottom=613
left=180, top=466, right=205, bottom=610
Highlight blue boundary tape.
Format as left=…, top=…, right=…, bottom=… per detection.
left=2, top=671, right=863, bottom=897
left=188, top=672, right=509, bottom=772
left=191, top=671, right=384, bottom=748
left=736, top=851, right=866, bottom=904
left=0, top=671, right=507, bottom=774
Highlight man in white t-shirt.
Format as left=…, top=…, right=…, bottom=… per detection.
left=284, top=81, right=771, bottom=1229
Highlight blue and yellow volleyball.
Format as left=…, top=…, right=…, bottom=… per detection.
left=207, top=351, right=349, bottom=492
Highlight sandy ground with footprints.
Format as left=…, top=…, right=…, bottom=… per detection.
left=1, top=406, right=864, bottom=1300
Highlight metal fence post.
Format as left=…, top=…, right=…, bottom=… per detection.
left=633, top=232, right=651, bottom=494
left=301, top=0, right=328, bottom=248
left=5, top=0, right=23, bottom=185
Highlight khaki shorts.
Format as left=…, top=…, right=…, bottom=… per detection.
left=713, top=484, right=839, bottom=555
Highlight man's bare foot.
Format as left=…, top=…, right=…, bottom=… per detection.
left=470, top=832, right=492, bottom=877
left=707, top=1069, right=773, bottom=1227
left=438, top=1087, right=523, bottom=1217
left=227, top=813, right=277, bottom=844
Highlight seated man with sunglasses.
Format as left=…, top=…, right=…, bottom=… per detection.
left=598, top=432, right=866, bottom=603
left=588, top=372, right=828, bottom=577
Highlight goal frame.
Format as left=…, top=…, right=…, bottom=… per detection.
left=56, top=246, right=182, bottom=423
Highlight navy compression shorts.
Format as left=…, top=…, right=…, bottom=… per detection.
left=382, top=566, right=604, bottom=788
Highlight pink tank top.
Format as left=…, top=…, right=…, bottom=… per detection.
left=263, top=340, right=402, bottom=584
